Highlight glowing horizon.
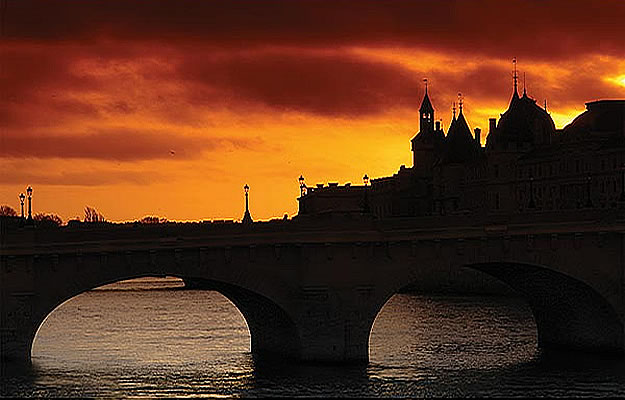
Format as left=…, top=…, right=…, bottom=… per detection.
left=2, top=1, right=624, bottom=223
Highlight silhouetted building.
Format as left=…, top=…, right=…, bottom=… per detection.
left=298, top=76, right=625, bottom=218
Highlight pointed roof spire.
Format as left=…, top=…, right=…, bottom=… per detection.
left=523, top=72, right=527, bottom=97
left=419, top=78, right=434, bottom=113
left=512, top=57, right=519, bottom=99
left=458, top=92, right=464, bottom=114
left=452, top=102, right=457, bottom=120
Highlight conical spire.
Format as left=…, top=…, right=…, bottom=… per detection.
left=523, top=72, right=527, bottom=97
left=419, top=79, right=434, bottom=133
left=512, top=57, right=519, bottom=100
left=419, top=89, right=434, bottom=113
left=442, top=96, right=479, bottom=164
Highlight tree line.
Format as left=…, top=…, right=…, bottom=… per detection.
left=1, top=205, right=168, bottom=226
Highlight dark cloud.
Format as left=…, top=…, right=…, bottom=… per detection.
left=0, top=168, right=165, bottom=186
left=0, top=129, right=263, bottom=160
left=4, top=0, right=625, bottom=59
left=1, top=42, right=620, bottom=125
left=179, top=51, right=422, bottom=116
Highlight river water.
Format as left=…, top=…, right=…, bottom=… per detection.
left=2, top=277, right=625, bottom=397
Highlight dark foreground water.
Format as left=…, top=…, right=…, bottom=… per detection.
left=2, top=277, right=625, bottom=397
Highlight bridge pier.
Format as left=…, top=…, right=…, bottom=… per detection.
left=295, top=314, right=370, bottom=364
left=0, top=295, right=41, bottom=367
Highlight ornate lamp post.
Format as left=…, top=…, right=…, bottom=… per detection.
left=298, top=175, right=306, bottom=215
left=19, top=193, right=25, bottom=219
left=242, top=184, right=253, bottom=224
left=528, top=176, right=536, bottom=209
left=26, top=186, right=33, bottom=222
left=585, top=175, right=593, bottom=208
left=363, top=174, right=370, bottom=213
left=299, top=175, right=306, bottom=197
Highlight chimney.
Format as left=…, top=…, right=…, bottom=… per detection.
left=489, top=118, right=496, bottom=134
left=474, top=128, right=481, bottom=146
left=435, top=120, right=441, bottom=131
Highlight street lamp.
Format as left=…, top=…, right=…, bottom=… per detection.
left=242, top=184, right=253, bottom=224
left=299, top=175, right=306, bottom=197
left=362, top=174, right=371, bottom=213
left=26, top=186, right=33, bottom=221
left=19, top=193, right=25, bottom=219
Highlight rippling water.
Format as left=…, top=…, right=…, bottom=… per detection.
left=2, top=277, right=625, bottom=397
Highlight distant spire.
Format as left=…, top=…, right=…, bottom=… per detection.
left=452, top=102, right=456, bottom=120
left=512, top=57, right=519, bottom=98
left=423, top=78, right=428, bottom=94
left=544, top=99, right=548, bottom=111
left=457, top=92, right=464, bottom=114
left=523, top=72, right=527, bottom=96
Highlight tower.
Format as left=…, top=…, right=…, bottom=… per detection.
left=411, top=80, right=444, bottom=172
left=419, top=79, right=435, bottom=133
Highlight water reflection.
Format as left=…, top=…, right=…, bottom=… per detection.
left=1, top=278, right=624, bottom=397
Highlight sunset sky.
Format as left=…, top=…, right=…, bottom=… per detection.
left=1, top=0, right=625, bottom=222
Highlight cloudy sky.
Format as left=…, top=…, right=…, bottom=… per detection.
left=1, top=0, right=624, bottom=222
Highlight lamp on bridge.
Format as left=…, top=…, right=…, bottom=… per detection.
left=242, top=184, right=253, bottom=224
left=298, top=175, right=307, bottom=215
left=19, top=193, right=25, bottom=219
left=26, top=186, right=33, bottom=223
left=299, top=175, right=306, bottom=197
left=363, top=174, right=371, bottom=213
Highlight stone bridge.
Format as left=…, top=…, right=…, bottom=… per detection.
left=2, top=209, right=625, bottom=365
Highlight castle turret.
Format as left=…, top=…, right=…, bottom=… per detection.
left=419, top=80, right=434, bottom=133
left=441, top=97, right=481, bottom=165
left=411, top=81, right=444, bottom=172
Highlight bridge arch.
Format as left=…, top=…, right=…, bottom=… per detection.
left=468, top=262, right=623, bottom=354
left=365, top=261, right=624, bottom=361
left=6, top=264, right=302, bottom=366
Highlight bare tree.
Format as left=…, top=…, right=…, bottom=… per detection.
left=0, top=205, right=17, bottom=216
left=140, top=216, right=167, bottom=224
left=34, top=213, right=63, bottom=228
left=84, top=206, right=106, bottom=223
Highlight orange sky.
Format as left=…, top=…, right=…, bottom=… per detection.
left=1, top=0, right=625, bottom=222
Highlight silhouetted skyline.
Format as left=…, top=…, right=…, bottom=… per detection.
left=1, top=0, right=624, bottom=222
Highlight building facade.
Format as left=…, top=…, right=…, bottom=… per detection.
left=298, top=78, right=625, bottom=219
